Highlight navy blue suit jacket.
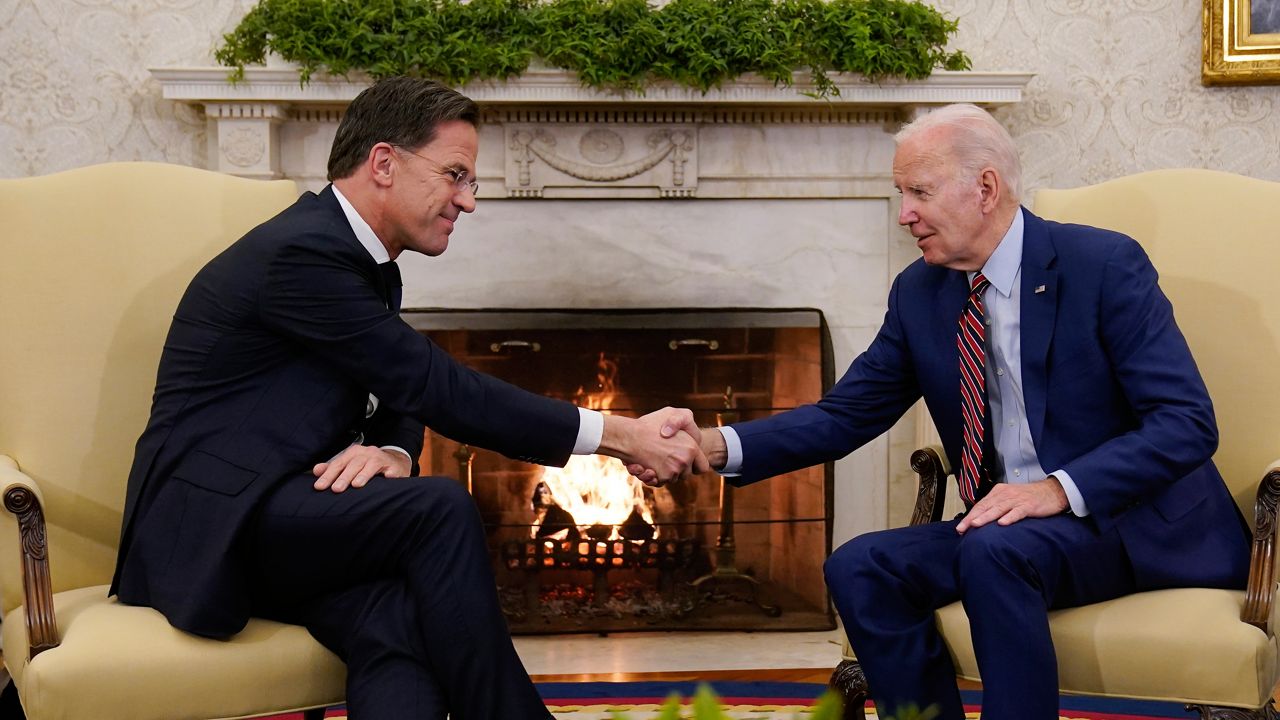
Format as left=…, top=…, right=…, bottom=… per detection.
left=112, top=187, right=580, bottom=637
left=730, top=210, right=1248, bottom=591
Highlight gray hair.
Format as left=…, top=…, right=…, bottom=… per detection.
left=895, top=104, right=1022, bottom=203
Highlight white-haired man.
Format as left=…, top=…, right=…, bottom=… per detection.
left=648, top=104, right=1249, bottom=718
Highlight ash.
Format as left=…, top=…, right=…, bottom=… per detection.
left=500, top=580, right=700, bottom=624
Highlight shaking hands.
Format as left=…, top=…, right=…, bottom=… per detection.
left=599, top=407, right=708, bottom=487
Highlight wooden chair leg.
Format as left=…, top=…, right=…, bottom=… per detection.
left=829, top=659, right=869, bottom=720
left=1185, top=702, right=1280, bottom=719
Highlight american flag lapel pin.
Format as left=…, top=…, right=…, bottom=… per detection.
left=1034, top=284, right=1046, bottom=294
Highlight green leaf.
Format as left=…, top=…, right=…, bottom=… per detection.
left=215, top=0, right=971, bottom=96
left=692, top=683, right=729, bottom=719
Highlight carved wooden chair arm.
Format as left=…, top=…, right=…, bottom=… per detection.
left=908, top=445, right=951, bottom=527
left=1, top=455, right=60, bottom=659
left=1242, top=458, right=1280, bottom=634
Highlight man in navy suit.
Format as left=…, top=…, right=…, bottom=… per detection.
left=111, top=77, right=706, bottom=720
left=644, top=104, right=1250, bottom=718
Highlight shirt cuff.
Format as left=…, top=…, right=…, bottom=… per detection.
left=380, top=446, right=411, bottom=461
left=717, top=426, right=744, bottom=476
left=1052, top=469, right=1090, bottom=517
left=573, top=407, right=604, bottom=455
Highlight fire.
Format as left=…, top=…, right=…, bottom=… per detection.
left=531, top=353, right=657, bottom=541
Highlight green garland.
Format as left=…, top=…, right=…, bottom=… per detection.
left=216, top=0, right=970, bottom=98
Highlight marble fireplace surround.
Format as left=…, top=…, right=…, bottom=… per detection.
left=151, top=67, right=1032, bottom=545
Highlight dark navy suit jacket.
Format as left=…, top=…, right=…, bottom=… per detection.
left=111, top=187, right=580, bottom=638
left=729, top=209, right=1249, bottom=591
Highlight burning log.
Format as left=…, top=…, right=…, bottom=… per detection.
left=620, top=507, right=656, bottom=541
left=531, top=481, right=579, bottom=541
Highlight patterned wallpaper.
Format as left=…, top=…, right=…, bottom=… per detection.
left=1, top=0, right=1277, bottom=189
left=0, top=0, right=253, bottom=177
left=938, top=0, right=1280, bottom=192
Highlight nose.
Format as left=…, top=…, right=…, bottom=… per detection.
left=897, top=197, right=917, bottom=227
left=455, top=187, right=476, bottom=213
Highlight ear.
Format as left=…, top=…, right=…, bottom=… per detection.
left=977, top=167, right=1002, bottom=214
left=369, top=143, right=397, bottom=188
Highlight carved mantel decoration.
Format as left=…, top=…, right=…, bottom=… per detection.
left=151, top=67, right=1033, bottom=189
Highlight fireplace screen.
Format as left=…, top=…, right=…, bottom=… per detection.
left=404, top=309, right=835, bottom=633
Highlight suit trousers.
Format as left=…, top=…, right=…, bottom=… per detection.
left=247, top=475, right=551, bottom=720
left=825, top=514, right=1135, bottom=720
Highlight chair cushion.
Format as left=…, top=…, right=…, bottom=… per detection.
left=840, top=588, right=1273, bottom=708
left=3, top=586, right=346, bottom=720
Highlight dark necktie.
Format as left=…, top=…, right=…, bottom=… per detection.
left=380, top=261, right=402, bottom=312
left=958, top=273, right=991, bottom=507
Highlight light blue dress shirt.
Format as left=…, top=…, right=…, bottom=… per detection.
left=719, top=208, right=1089, bottom=516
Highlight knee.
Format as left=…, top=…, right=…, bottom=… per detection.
left=956, top=524, right=1032, bottom=585
left=400, top=477, right=483, bottom=533
left=826, top=535, right=870, bottom=583
left=824, top=532, right=891, bottom=600
left=404, top=475, right=473, bottom=508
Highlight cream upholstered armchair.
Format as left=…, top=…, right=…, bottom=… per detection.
left=0, top=163, right=346, bottom=720
left=829, top=169, right=1280, bottom=719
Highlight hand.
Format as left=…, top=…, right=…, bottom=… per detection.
left=600, top=407, right=708, bottom=487
left=627, top=410, right=725, bottom=485
left=956, top=476, right=1070, bottom=533
left=313, top=444, right=412, bottom=493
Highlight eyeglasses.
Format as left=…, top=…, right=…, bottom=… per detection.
left=393, top=146, right=479, bottom=196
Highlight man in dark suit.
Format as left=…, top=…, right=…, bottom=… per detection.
left=111, top=77, right=706, bottom=720
left=644, top=104, right=1250, bottom=718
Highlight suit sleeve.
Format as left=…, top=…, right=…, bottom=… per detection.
left=1059, top=238, right=1218, bottom=518
left=366, top=409, right=427, bottom=474
left=257, top=237, right=579, bottom=468
left=727, top=273, right=923, bottom=485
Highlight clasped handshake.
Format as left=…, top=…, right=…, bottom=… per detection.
left=311, top=406, right=718, bottom=494
left=607, top=407, right=716, bottom=488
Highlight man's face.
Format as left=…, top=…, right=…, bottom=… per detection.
left=892, top=128, right=989, bottom=271
left=385, top=119, right=479, bottom=258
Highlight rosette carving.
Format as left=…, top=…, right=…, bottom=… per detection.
left=222, top=126, right=266, bottom=168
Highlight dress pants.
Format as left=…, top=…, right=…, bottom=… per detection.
left=824, top=515, right=1135, bottom=720
left=248, top=474, right=552, bottom=720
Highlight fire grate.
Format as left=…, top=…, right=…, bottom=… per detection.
left=501, top=536, right=701, bottom=572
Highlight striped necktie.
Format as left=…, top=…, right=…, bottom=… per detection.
left=958, top=272, right=991, bottom=507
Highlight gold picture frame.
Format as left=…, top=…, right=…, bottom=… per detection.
left=1203, top=0, right=1280, bottom=84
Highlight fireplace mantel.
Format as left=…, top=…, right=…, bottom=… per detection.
left=152, top=66, right=1033, bottom=183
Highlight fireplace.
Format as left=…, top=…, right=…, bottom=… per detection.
left=404, top=309, right=835, bottom=633
left=153, top=66, right=1031, bottom=587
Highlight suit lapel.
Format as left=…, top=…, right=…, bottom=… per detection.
left=1019, top=209, right=1059, bottom=449
left=317, top=185, right=392, bottom=305
left=935, top=269, right=970, bottom=446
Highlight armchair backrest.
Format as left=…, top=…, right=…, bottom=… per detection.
left=1033, top=169, right=1280, bottom=524
left=0, top=162, right=298, bottom=613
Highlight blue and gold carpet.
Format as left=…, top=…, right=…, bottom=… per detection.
left=538, top=682, right=1201, bottom=718
left=279, top=682, right=1203, bottom=719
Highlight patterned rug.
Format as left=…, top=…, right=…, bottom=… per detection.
left=276, top=682, right=1201, bottom=719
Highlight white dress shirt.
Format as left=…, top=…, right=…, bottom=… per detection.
left=718, top=208, right=1088, bottom=516
left=331, top=185, right=603, bottom=457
